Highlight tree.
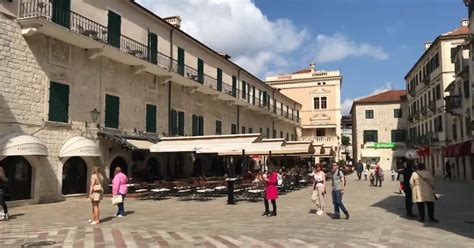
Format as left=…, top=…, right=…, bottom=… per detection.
left=341, top=135, right=350, bottom=146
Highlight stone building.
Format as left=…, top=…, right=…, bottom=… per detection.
left=405, top=20, right=469, bottom=176
left=0, top=0, right=301, bottom=204
left=266, top=64, right=342, bottom=164
left=351, top=90, right=408, bottom=171
left=341, top=115, right=353, bottom=161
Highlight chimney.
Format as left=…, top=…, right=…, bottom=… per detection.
left=217, top=52, right=231, bottom=60
left=461, top=18, right=469, bottom=27
left=310, top=63, right=315, bottom=73
left=424, top=42, right=432, bottom=51
left=164, top=16, right=181, bottom=29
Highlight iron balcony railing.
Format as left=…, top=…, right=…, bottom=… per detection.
left=19, top=0, right=171, bottom=69
left=428, top=101, right=437, bottom=112
left=445, top=95, right=462, bottom=112
left=420, top=106, right=428, bottom=116
left=408, top=87, right=416, bottom=97
left=19, top=0, right=300, bottom=124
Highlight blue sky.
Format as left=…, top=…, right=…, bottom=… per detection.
left=139, top=0, right=467, bottom=114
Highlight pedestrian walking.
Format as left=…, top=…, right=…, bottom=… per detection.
left=261, top=167, right=278, bottom=217
left=311, top=164, right=326, bottom=216
left=443, top=161, right=452, bottom=180
left=88, top=167, right=104, bottom=225
left=331, top=163, right=349, bottom=220
left=0, top=166, right=9, bottom=221
left=355, top=160, right=364, bottom=180
left=112, top=167, right=128, bottom=217
left=397, top=168, right=404, bottom=194
left=410, top=163, right=438, bottom=223
left=363, top=167, right=368, bottom=181
left=403, top=160, right=417, bottom=218
left=375, top=163, right=383, bottom=187
left=391, top=169, right=396, bottom=181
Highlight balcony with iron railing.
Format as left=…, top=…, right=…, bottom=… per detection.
left=18, top=0, right=302, bottom=124
left=422, top=75, right=430, bottom=86
left=445, top=95, right=462, bottom=113
left=408, top=87, right=416, bottom=97
left=428, top=100, right=437, bottom=112
left=420, top=106, right=428, bottom=117
left=298, top=136, right=338, bottom=144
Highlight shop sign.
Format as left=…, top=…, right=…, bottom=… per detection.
left=366, top=143, right=396, bottom=149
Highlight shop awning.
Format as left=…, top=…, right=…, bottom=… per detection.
left=213, top=139, right=285, bottom=156
left=270, top=141, right=315, bottom=156
left=150, top=134, right=261, bottom=153
left=0, top=133, right=48, bottom=157
left=392, top=148, right=409, bottom=157
left=59, top=136, right=101, bottom=158
left=97, top=128, right=159, bottom=150
left=443, top=141, right=472, bottom=157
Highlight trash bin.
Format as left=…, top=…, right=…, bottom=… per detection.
left=226, top=178, right=237, bottom=205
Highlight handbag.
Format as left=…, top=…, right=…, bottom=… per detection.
left=415, top=171, right=438, bottom=201
left=111, top=195, right=123, bottom=205
left=311, top=190, right=318, bottom=202
left=93, top=184, right=102, bottom=192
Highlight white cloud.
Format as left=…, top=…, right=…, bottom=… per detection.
left=137, top=0, right=308, bottom=76
left=341, top=83, right=395, bottom=116
left=312, top=33, right=389, bottom=63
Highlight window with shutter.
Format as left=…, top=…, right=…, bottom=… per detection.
left=363, top=130, right=378, bottom=143
left=232, top=76, right=237, bottom=97
left=198, top=116, right=204, bottom=136
left=170, top=110, right=177, bottom=135
left=252, top=86, right=256, bottom=105
left=178, top=111, right=185, bottom=136
left=148, top=32, right=158, bottom=64
left=105, top=95, right=120, bottom=128
left=197, top=58, right=204, bottom=84
left=215, top=120, right=222, bottom=135
left=192, top=115, right=198, bottom=136
left=266, top=128, right=270, bottom=138
left=217, top=68, right=223, bottom=91
left=48, top=81, right=69, bottom=123
left=231, top=124, right=237, bottom=134
left=177, top=47, right=185, bottom=76
left=107, top=11, right=121, bottom=48
left=249, top=128, right=253, bottom=134
left=242, top=81, right=246, bottom=99
left=242, top=126, right=246, bottom=134
left=52, top=0, right=70, bottom=28
left=146, top=104, right=157, bottom=133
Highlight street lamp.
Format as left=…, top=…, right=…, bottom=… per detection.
left=90, top=108, right=100, bottom=122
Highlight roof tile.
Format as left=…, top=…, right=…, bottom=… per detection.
left=354, top=90, right=406, bottom=104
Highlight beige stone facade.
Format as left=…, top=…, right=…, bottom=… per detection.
left=0, top=0, right=301, bottom=204
left=405, top=20, right=469, bottom=177
left=351, top=93, right=408, bottom=171
left=266, top=65, right=342, bottom=163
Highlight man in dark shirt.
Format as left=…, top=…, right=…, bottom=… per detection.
left=403, top=160, right=416, bottom=218
left=443, top=161, right=452, bottom=180
left=355, top=160, right=364, bottom=180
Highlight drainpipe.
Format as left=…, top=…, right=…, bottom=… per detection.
left=168, top=28, right=175, bottom=135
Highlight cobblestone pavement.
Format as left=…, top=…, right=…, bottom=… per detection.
left=1, top=175, right=473, bottom=247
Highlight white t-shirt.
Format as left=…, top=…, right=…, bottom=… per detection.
left=313, top=172, right=325, bottom=188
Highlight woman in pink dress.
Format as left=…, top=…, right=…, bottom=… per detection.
left=262, top=167, right=278, bottom=217
left=112, top=167, right=128, bottom=217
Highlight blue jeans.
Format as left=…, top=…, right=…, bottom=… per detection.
left=116, top=194, right=125, bottom=216
left=332, top=190, right=348, bottom=216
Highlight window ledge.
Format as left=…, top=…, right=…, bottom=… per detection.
left=44, top=120, right=71, bottom=128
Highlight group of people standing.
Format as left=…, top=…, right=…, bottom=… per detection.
left=401, top=160, right=439, bottom=223
left=88, top=166, right=129, bottom=224
left=354, top=160, right=384, bottom=187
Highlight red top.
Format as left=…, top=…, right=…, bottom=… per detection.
left=265, top=172, right=278, bottom=200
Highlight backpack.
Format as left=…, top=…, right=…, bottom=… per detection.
left=334, top=169, right=346, bottom=187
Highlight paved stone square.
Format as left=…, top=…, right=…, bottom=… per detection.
left=0, top=175, right=473, bottom=247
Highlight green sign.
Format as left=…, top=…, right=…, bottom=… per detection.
left=367, top=143, right=396, bottom=149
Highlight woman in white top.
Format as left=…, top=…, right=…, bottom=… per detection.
left=311, top=164, right=326, bottom=215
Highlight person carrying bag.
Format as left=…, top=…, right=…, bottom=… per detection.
left=409, top=163, right=438, bottom=223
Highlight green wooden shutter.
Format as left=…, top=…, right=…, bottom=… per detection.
left=146, top=104, right=157, bottom=133
left=197, top=58, right=204, bottom=84
left=262, top=91, right=267, bottom=106
left=148, top=32, right=158, bottom=64
left=198, top=116, right=204, bottom=136
left=107, top=11, right=121, bottom=48
left=52, top=0, right=70, bottom=28
left=192, top=114, right=198, bottom=136
left=242, top=81, right=246, bottom=99
left=217, top=68, right=223, bottom=91
left=252, top=86, right=256, bottom=105
left=231, top=124, right=237, bottom=134
left=170, top=109, right=177, bottom=135
left=232, top=76, right=237, bottom=97
left=105, top=95, right=120, bottom=128
left=178, top=111, right=185, bottom=136
left=177, top=47, right=185, bottom=76
left=48, top=81, right=69, bottom=123
left=216, top=120, right=222, bottom=135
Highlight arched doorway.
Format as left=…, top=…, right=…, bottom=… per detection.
left=110, top=157, right=128, bottom=180
left=0, top=156, right=32, bottom=201
left=62, top=157, right=88, bottom=195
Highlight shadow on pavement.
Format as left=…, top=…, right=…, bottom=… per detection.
left=100, top=216, right=114, bottom=223
left=371, top=180, right=474, bottom=240
left=7, top=213, right=25, bottom=220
